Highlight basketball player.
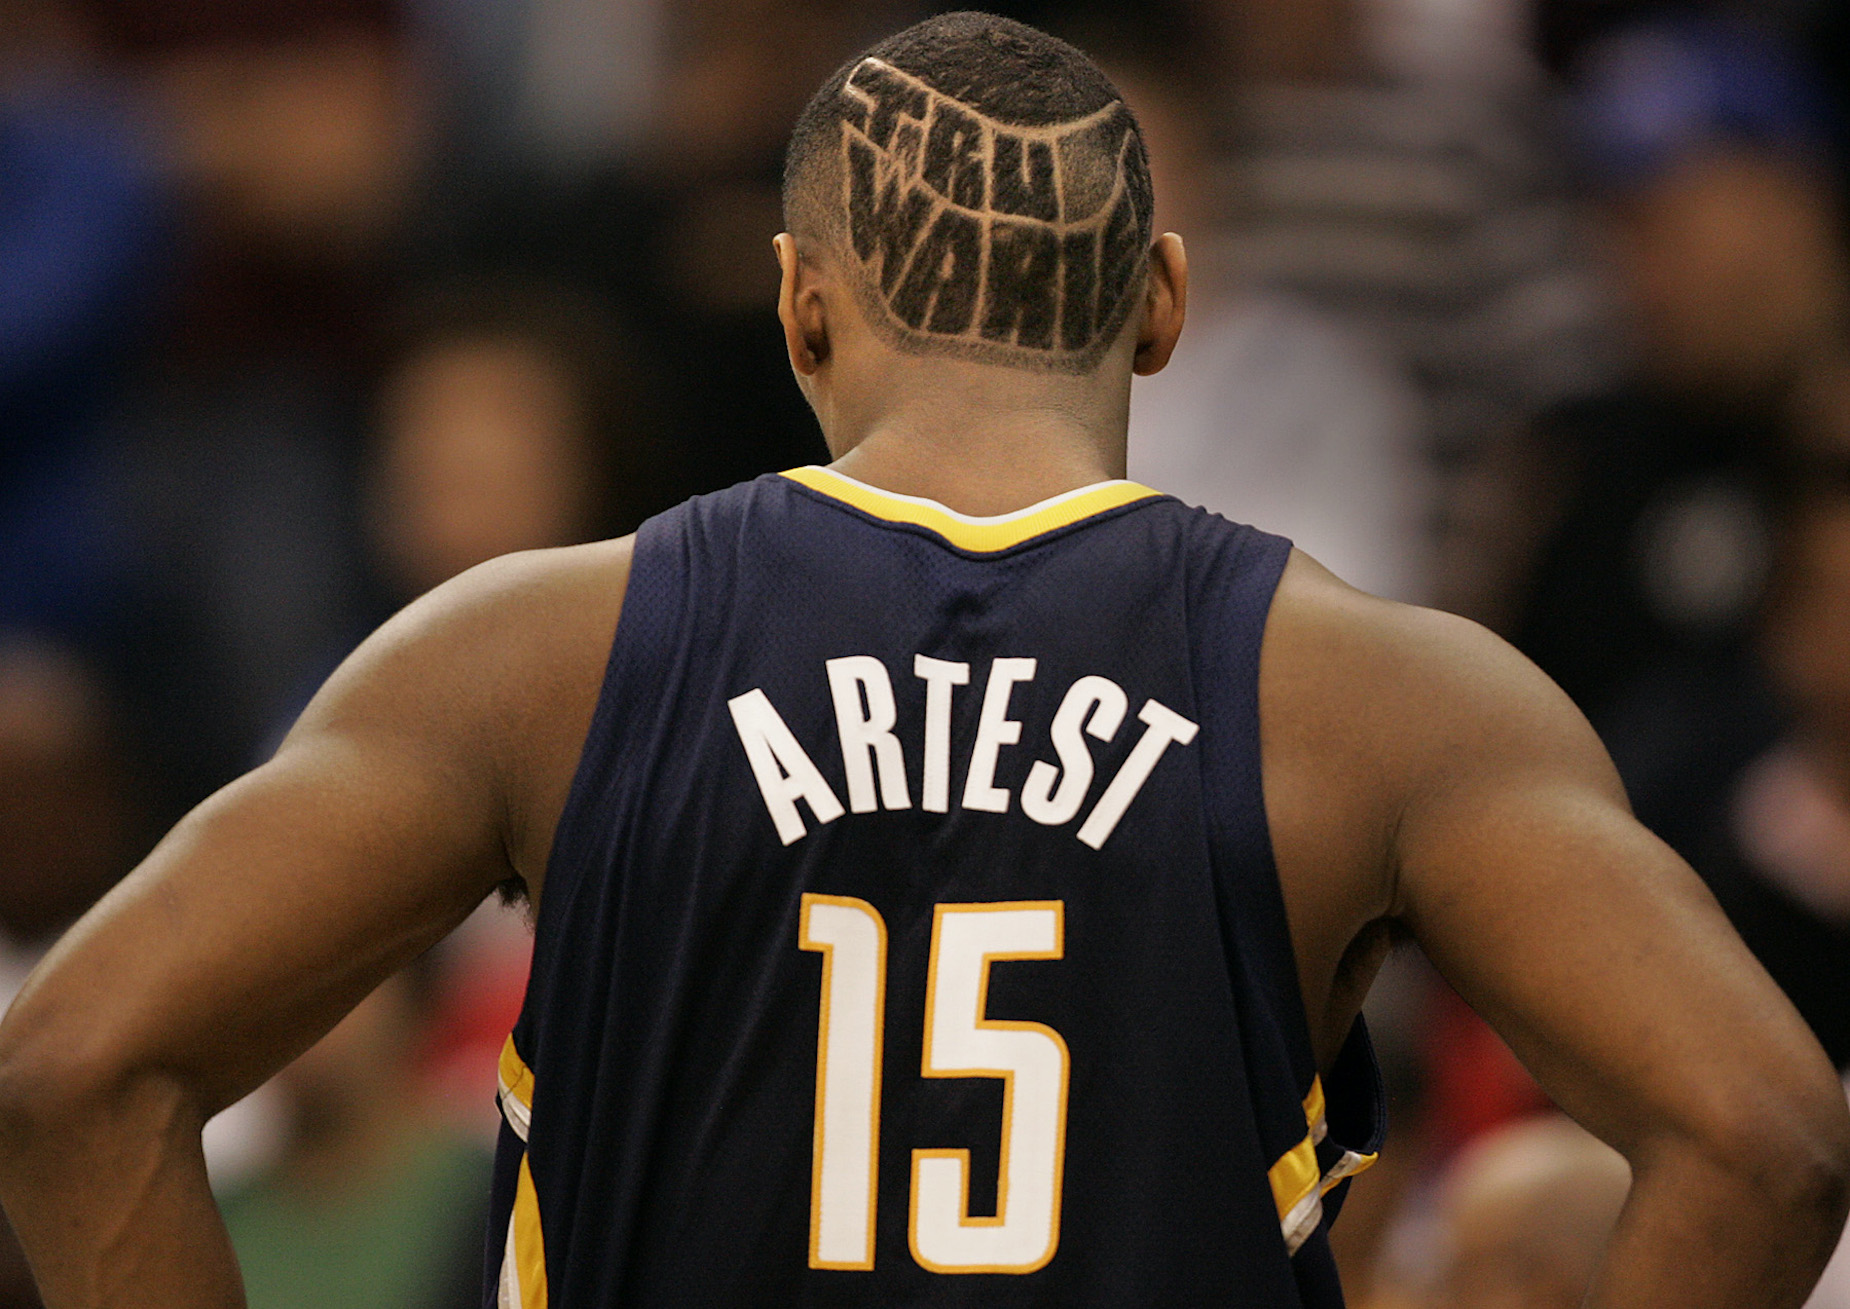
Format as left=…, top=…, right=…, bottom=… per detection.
left=1, top=14, right=1846, bottom=1307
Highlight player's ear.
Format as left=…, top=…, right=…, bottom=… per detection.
left=1132, top=233, right=1188, bottom=376
left=774, top=233, right=831, bottom=377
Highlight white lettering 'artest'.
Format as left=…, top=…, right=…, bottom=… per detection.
left=728, top=689, right=846, bottom=845
left=730, top=656, right=1196, bottom=848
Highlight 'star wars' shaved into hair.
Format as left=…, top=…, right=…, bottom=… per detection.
left=784, top=13, right=1156, bottom=374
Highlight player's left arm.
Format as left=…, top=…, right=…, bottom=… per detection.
left=1367, top=598, right=1850, bottom=1307
left=0, top=541, right=626, bottom=1309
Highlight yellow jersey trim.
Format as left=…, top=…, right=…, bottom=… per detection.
left=1267, top=1076, right=1379, bottom=1254
left=499, top=1036, right=535, bottom=1111
left=513, top=1153, right=550, bottom=1308
left=1268, top=1123, right=1322, bottom=1224
left=780, top=466, right=1161, bottom=553
left=498, top=1035, right=535, bottom=1144
left=494, top=1036, right=548, bottom=1308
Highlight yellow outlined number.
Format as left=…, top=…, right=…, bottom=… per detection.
left=799, top=894, right=887, bottom=1270
left=800, top=895, right=1069, bottom=1275
left=911, top=901, right=1069, bottom=1273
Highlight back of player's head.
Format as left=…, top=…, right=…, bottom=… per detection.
left=783, top=13, right=1155, bottom=374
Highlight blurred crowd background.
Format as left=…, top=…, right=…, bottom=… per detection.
left=3, top=0, right=1850, bottom=1304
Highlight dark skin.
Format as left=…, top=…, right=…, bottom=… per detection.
left=0, top=225, right=1846, bottom=1308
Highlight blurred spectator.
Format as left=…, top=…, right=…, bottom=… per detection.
left=0, top=635, right=144, bottom=1309
left=516, top=0, right=665, bottom=169
left=419, top=902, right=534, bottom=1139
left=1098, top=23, right=1435, bottom=601
left=1220, top=0, right=1615, bottom=442
left=1792, top=349, right=1850, bottom=468
left=220, top=963, right=489, bottom=1309
left=629, top=0, right=885, bottom=495
left=1205, top=0, right=1619, bottom=617
left=1539, top=1, right=1850, bottom=174
left=1682, top=485, right=1850, bottom=1069
left=0, top=635, right=141, bottom=1006
left=418, top=0, right=668, bottom=176
left=1569, top=15, right=1841, bottom=401
left=1506, top=13, right=1847, bottom=847
left=433, top=1, right=892, bottom=509
left=346, top=277, right=653, bottom=1136
left=0, top=0, right=172, bottom=644
left=650, top=0, right=892, bottom=182
left=74, top=0, right=440, bottom=822
left=363, top=276, right=651, bottom=610
left=1419, top=986, right=1549, bottom=1161
left=1412, top=1114, right=1630, bottom=1309
left=141, top=12, right=425, bottom=269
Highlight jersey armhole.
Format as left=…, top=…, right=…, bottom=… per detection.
left=1188, top=523, right=1390, bottom=1257
left=517, top=510, right=689, bottom=1048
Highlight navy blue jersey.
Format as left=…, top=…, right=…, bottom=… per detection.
left=485, top=468, right=1384, bottom=1307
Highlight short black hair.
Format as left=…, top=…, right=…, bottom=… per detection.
left=784, top=12, right=1155, bottom=373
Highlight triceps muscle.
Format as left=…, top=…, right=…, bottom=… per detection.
left=8, top=725, right=508, bottom=1120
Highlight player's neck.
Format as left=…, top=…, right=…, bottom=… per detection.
left=828, top=422, right=1123, bottom=517
left=819, top=367, right=1130, bottom=517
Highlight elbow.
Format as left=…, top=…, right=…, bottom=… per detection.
left=0, top=1017, right=88, bottom=1161
left=1770, top=1085, right=1850, bottom=1230
left=1689, top=1080, right=1850, bottom=1257
left=1776, top=1116, right=1850, bottom=1270
left=1795, top=1100, right=1850, bottom=1243
left=0, top=1005, right=146, bottom=1168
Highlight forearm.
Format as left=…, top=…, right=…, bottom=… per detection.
left=1588, top=1140, right=1849, bottom=1307
left=0, top=1076, right=244, bottom=1309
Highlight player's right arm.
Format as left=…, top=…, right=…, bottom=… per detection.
left=0, top=540, right=627, bottom=1308
left=1266, top=552, right=1850, bottom=1307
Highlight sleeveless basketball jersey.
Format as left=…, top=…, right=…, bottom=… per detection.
left=484, top=468, right=1384, bottom=1307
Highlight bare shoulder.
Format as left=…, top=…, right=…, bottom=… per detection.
left=1259, top=549, right=1626, bottom=1058
left=296, top=537, right=631, bottom=738
left=288, top=536, right=634, bottom=895
left=1262, top=548, right=1622, bottom=807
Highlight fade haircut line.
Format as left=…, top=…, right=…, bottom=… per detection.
left=784, top=14, right=1156, bottom=374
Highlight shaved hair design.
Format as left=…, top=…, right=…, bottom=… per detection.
left=784, top=14, right=1156, bottom=373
